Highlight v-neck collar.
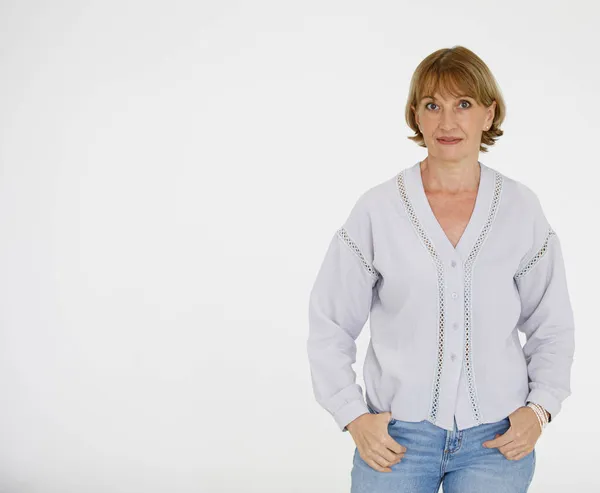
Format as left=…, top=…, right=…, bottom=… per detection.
left=404, top=159, right=495, bottom=262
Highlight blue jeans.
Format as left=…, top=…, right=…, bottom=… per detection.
left=351, top=404, right=536, bottom=492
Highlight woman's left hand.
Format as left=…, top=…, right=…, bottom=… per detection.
left=482, top=406, right=541, bottom=460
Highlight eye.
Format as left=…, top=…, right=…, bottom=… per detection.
left=425, top=100, right=472, bottom=111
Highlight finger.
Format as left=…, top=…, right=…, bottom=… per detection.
left=384, top=436, right=407, bottom=454
left=485, top=431, right=515, bottom=449
left=373, top=449, right=397, bottom=467
left=505, top=445, right=530, bottom=460
left=384, top=450, right=404, bottom=466
left=377, top=444, right=405, bottom=465
left=365, top=453, right=393, bottom=473
left=365, top=458, right=391, bottom=473
left=499, top=444, right=519, bottom=457
left=507, top=449, right=530, bottom=461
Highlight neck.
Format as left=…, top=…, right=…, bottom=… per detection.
left=420, top=157, right=481, bottom=194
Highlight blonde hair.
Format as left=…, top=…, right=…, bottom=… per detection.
left=405, top=46, right=505, bottom=153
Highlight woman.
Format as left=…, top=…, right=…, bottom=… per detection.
left=306, top=46, right=575, bottom=492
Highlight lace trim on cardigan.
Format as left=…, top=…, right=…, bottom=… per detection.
left=336, top=227, right=380, bottom=284
left=396, top=171, right=447, bottom=425
left=396, top=168, right=504, bottom=427
left=462, top=170, right=504, bottom=425
left=514, top=227, right=556, bottom=279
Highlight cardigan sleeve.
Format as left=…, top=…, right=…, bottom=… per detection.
left=307, top=192, right=379, bottom=432
left=514, top=190, right=575, bottom=422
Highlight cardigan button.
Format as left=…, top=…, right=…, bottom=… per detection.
left=451, top=260, right=457, bottom=267
left=451, top=292, right=458, bottom=299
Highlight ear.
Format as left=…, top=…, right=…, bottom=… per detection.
left=487, top=100, right=497, bottom=125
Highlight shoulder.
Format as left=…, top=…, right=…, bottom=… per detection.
left=496, top=170, right=556, bottom=269
left=338, top=173, right=398, bottom=265
left=492, top=166, right=536, bottom=203
left=342, top=173, right=399, bottom=223
left=492, top=167, right=547, bottom=224
left=513, top=181, right=544, bottom=215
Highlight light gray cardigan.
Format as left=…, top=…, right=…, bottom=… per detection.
left=307, top=160, right=575, bottom=432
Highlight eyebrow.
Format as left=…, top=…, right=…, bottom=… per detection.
left=421, top=94, right=473, bottom=101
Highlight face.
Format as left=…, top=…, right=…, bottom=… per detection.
left=412, top=92, right=496, bottom=161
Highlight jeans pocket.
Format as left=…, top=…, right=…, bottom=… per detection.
left=367, top=404, right=397, bottom=425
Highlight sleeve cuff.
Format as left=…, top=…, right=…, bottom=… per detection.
left=526, top=387, right=562, bottom=420
left=335, top=399, right=370, bottom=432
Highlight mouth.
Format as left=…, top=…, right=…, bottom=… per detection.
left=437, top=138, right=463, bottom=145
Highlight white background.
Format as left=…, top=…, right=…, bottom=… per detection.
left=0, top=1, right=597, bottom=492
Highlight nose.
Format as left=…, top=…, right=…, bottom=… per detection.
left=439, top=110, right=458, bottom=130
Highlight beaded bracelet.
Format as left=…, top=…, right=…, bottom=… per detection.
left=526, top=401, right=549, bottom=432
left=534, top=402, right=551, bottom=424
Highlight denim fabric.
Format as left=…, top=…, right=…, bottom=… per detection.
left=351, top=404, right=536, bottom=492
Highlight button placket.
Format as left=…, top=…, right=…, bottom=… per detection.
left=447, top=257, right=463, bottom=363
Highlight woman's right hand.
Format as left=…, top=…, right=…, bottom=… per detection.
left=346, top=412, right=407, bottom=472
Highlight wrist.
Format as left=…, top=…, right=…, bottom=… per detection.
left=345, top=412, right=369, bottom=433
left=526, top=401, right=550, bottom=431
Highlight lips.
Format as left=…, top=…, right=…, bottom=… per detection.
left=437, top=137, right=462, bottom=142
